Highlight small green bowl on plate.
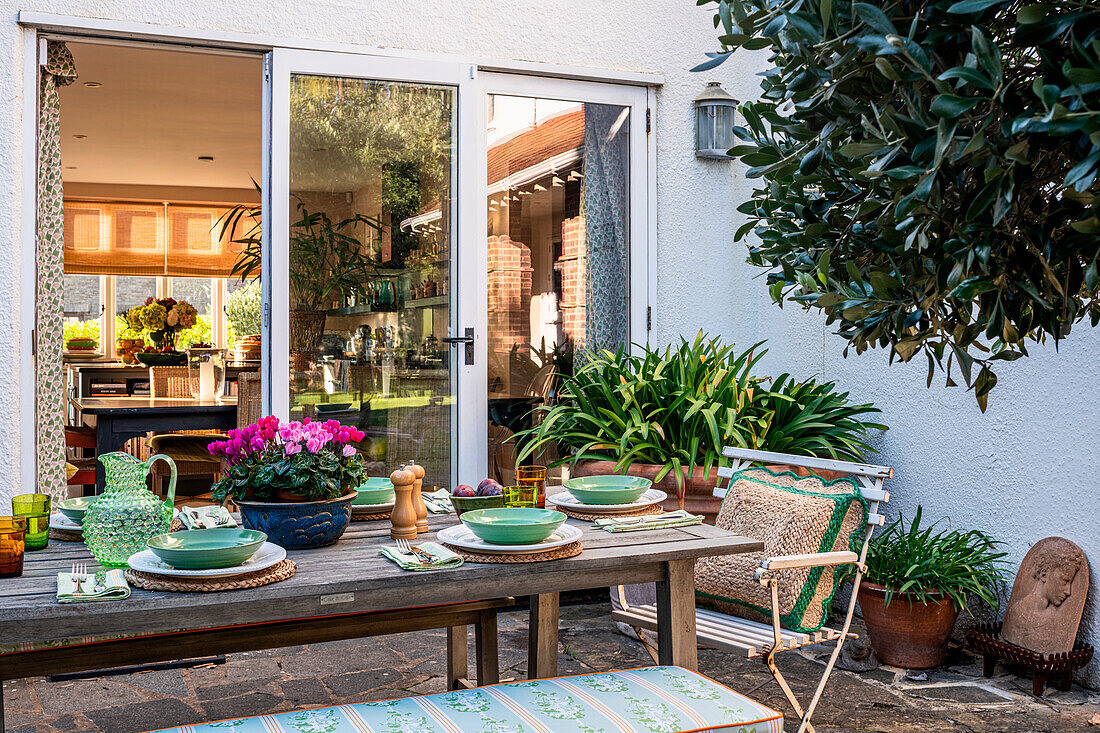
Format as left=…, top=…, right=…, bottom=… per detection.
left=451, top=494, right=505, bottom=517
left=147, top=528, right=267, bottom=569
left=57, top=496, right=97, bottom=525
left=563, top=475, right=652, bottom=505
left=460, top=507, right=566, bottom=545
left=354, top=477, right=396, bottom=505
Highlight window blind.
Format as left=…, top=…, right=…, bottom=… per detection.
left=63, top=200, right=254, bottom=277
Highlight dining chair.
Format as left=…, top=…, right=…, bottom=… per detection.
left=64, top=425, right=98, bottom=494
left=147, top=366, right=225, bottom=499
left=236, top=370, right=263, bottom=429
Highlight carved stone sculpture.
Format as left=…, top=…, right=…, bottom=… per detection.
left=1001, top=537, right=1089, bottom=656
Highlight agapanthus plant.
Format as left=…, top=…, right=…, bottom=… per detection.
left=209, top=415, right=366, bottom=502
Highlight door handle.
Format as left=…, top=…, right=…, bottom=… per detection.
left=442, top=327, right=475, bottom=366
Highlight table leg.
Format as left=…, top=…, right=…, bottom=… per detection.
left=446, top=625, right=468, bottom=690
left=656, top=558, right=698, bottom=670
left=475, top=609, right=499, bottom=686
left=528, top=592, right=559, bottom=679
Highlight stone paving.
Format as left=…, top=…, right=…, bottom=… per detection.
left=5, top=599, right=1099, bottom=732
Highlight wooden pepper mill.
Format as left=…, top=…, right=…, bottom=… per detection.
left=389, top=466, right=417, bottom=540
left=409, top=462, right=429, bottom=533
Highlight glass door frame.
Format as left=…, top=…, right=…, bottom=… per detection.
left=263, top=48, right=482, bottom=485
left=469, top=73, right=652, bottom=483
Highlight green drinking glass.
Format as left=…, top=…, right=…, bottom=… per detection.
left=504, top=485, right=537, bottom=509
left=12, top=493, right=50, bottom=551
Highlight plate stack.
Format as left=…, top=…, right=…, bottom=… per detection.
left=547, top=476, right=667, bottom=521
left=124, top=529, right=295, bottom=591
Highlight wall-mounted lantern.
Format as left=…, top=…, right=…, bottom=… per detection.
left=694, top=82, right=738, bottom=159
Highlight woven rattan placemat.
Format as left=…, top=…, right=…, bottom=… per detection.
left=125, top=559, right=296, bottom=592
left=554, top=503, right=664, bottom=522
left=49, top=526, right=83, bottom=542
left=351, top=511, right=392, bottom=522
left=442, top=540, right=582, bottom=564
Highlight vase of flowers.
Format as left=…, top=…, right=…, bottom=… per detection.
left=208, top=416, right=367, bottom=549
left=124, top=297, right=199, bottom=366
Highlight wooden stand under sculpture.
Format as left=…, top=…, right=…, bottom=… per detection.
left=409, top=462, right=429, bottom=533
left=389, top=467, right=417, bottom=540
left=967, top=536, right=1093, bottom=696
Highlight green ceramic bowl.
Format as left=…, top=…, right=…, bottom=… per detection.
left=57, top=496, right=97, bottom=525
left=562, top=475, right=653, bottom=505
left=354, top=477, right=396, bottom=505
left=459, top=507, right=567, bottom=545
left=451, top=494, right=505, bottom=517
left=147, top=528, right=268, bottom=569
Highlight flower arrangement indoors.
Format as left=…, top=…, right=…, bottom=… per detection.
left=208, top=416, right=368, bottom=549
left=123, top=296, right=199, bottom=365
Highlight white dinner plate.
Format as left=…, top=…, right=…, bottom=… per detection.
left=50, top=513, right=82, bottom=530
left=126, top=542, right=287, bottom=578
left=547, top=488, right=667, bottom=514
left=352, top=501, right=395, bottom=514
left=436, top=522, right=582, bottom=555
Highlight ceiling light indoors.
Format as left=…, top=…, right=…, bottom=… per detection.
left=197, top=155, right=215, bottom=163
left=82, top=81, right=102, bottom=88
left=71, top=134, right=87, bottom=140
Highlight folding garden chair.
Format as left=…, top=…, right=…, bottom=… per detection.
left=613, top=446, right=892, bottom=733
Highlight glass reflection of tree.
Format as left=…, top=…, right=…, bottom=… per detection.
left=290, top=76, right=452, bottom=269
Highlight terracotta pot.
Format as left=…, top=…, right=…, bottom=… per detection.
left=569, top=460, right=722, bottom=521
left=275, top=489, right=311, bottom=503
left=857, top=582, right=961, bottom=669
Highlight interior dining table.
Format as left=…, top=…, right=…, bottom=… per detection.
left=73, top=396, right=237, bottom=492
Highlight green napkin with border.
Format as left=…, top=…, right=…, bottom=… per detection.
left=57, top=568, right=131, bottom=603
left=593, top=509, right=704, bottom=533
left=380, top=541, right=463, bottom=571
left=423, top=489, right=455, bottom=514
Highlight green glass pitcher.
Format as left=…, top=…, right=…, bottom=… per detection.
left=82, top=452, right=177, bottom=568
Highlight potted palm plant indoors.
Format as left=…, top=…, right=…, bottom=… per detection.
left=220, top=193, right=385, bottom=364
left=208, top=416, right=367, bottom=549
left=857, top=506, right=1008, bottom=668
left=514, top=333, right=886, bottom=517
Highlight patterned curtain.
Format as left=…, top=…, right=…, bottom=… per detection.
left=36, top=42, right=77, bottom=500
left=581, top=104, right=630, bottom=356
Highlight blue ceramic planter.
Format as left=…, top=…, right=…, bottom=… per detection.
left=235, top=493, right=355, bottom=550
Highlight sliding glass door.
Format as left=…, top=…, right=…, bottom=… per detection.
left=265, top=55, right=650, bottom=490
left=267, top=51, right=479, bottom=490
left=477, top=74, right=650, bottom=486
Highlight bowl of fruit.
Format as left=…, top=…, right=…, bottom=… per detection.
left=451, top=479, right=505, bottom=516
left=135, top=346, right=187, bottom=366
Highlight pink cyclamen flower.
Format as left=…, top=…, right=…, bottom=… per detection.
left=305, top=437, right=323, bottom=454
left=342, top=444, right=357, bottom=458
left=284, top=442, right=301, bottom=456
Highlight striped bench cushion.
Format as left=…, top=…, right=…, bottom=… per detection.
left=149, top=666, right=782, bottom=733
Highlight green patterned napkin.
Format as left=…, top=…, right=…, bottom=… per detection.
left=176, top=505, right=237, bottom=529
left=57, top=569, right=131, bottom=603
left=423, top=489, right=455, bottom=514
left=379, top=541, right=463, bottom=571
left=594, top=509, right=704, bottom=533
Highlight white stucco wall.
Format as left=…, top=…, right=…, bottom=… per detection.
left=1, top=0, right=1096, bottom=686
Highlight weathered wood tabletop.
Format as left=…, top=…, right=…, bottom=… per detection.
left=0, top=512, right=761, bottom=682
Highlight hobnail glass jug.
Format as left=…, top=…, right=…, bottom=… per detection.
left=82, top=452, right=177, bottom=568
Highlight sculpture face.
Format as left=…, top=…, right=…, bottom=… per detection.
left=1040, top=565, right=1078, bottom=608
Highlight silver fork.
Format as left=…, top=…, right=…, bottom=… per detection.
left=71, top=563, right=88, bottom=593
left=396, top=538, right=433, bottom=564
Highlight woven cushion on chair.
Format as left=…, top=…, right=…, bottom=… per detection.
left=696, top=467, right=868, bottom=633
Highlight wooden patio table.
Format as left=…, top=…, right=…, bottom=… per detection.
left=0, top=512, right=761, bottom=729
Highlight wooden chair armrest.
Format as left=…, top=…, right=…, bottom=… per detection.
left=756, top=551, right=861, bottom=575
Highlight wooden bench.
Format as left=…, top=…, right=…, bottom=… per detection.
left=0, top=598, right=512, bottom=728
left=146, top=665, right=783, bottom=732
left=613, top=447, right=893, bottom=733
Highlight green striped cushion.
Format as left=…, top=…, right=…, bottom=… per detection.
left=149, top=666, right=783, bottom=733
